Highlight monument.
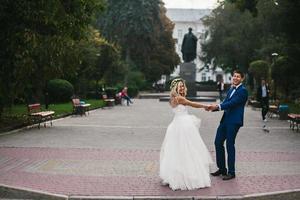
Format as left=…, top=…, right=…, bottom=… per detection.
left=180, top=27, right=197, bottom=97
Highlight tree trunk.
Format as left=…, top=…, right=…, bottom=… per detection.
left=124, top=47, right=131, bottom=85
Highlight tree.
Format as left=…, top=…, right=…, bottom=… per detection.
left=98, top=0, right=179, bottom=84
left=201, top=0, right=300, bottom=100
left=0, top=0, right=105, bottom=117
left=249, top=60, right=269, bottom=83
left=200, top=2, right=259, bottom=73
left=226, top=0, right=258, bottom=16
left=272, top=56, right=298, bottom=99
left=137, top=5, right=180, bottom=83
left=256, top=0, right=300, bottom=99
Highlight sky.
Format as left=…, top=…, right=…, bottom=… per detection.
left=162, top=0, right=219, bottom=9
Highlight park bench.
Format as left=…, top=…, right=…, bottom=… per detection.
left=268, top=104, right=279, bottom=118
left=102, top=94, right=115, bottom=107
left=288, top=113, right=300, bottom=132
left=27, top=103, right=55, bottom=129
left=248, top=99, right=260, bottom=108
left=72, top=98, right=91, bottom=116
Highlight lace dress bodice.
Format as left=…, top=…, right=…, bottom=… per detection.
left=172, top=104, right=188, bottom=115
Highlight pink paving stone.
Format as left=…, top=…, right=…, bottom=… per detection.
left=0, top=172, right=299, bottom=196
left=0, top=147, right=300, bottom=197
left=0, top=147, right=159, bottom=161
left=0, top=147, right=299, bottom=162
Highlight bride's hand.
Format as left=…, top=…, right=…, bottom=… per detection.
left=202, top=104, right=209, bottom=110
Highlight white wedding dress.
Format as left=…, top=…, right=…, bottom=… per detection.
left=160, top=104, right=213, bottom=190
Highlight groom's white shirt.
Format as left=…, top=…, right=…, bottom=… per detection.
left=218, top=83, right=242, bottom=110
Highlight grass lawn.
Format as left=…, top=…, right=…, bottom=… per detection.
left=286, top=102, right=300, bottom=114
left=0, top=99, right=105, bottom=132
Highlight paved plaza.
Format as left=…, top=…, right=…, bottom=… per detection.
left=0, top=99, right=299, bottom=199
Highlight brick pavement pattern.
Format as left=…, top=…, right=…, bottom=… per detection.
left=0, top=99, right=299, bottom=198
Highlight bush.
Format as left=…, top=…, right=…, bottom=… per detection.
left=196, top=80, right=217, bottom=85
left=48, top=79, right=74, bottom=103
left=127, top=86, right=139, bottom=97
left=86, top=91, right=99, bottom=99
left=128, top=71, right=146, bottom=90
left=195, top=80, right=218, bottom=91
left=249, top=60, right=269, bottom=82
left=105, top=87, right=117, bottom=99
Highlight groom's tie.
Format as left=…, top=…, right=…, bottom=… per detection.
left=229, top=86, right=236, bottom=98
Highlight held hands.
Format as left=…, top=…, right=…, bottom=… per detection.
left=203, top=104, right=219, bottom=111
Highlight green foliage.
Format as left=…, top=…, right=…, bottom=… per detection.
left=127, top=86, right=139, bottom=97
left=105, top=87, right=117, bottom=99
left=271, top=56, right=297, bottom=98
left=70, top=29, right=124, bottom=96
left=201, top=3, right=258, bottom=72
left=0, top=99, right=106, bottom=132
left=48, top=79, right=74, bottom=103
left=127, top=71, right=147, bottom=90
left=0, top=0, right=106, bottom=117
left=0, top=94, right=3, bottom=118
left=226, top=0, right=258, bottom=15
left=196, top=80, right=217, bottom=85
left=249, top=60, right=269, bottom=82
left=98, top=0, right=179, bottom=83
left=145, top=6, right=180, bottom=82
left=202, top=0, right=300, bottom=100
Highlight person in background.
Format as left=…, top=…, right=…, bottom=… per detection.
left=256, top=79, right=270, bottom=127
left=217, top=79, right=225, bottom=102
left=121, top=87, right=133, bottom=106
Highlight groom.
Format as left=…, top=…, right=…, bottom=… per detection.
left=207, top=70, right=248, bottom=180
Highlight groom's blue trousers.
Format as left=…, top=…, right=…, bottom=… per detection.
left=215, top=123, right=240, bottom=175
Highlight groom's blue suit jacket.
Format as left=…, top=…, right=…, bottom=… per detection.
left=220, top=84, right=248, bottom=126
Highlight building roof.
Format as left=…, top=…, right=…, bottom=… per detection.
left=166, top=8, right=211, bottom=22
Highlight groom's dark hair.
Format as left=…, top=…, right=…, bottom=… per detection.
left=233, top=69, right=245, bottom=78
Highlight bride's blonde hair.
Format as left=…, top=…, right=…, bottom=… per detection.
left=169, top=78, right=187, bottom=98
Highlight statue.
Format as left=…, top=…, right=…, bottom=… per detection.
left=181, top=28, right=198, bottom=63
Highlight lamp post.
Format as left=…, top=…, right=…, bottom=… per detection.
left=271, top=52, right=279, bottom=100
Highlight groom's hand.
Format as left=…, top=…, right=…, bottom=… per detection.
left=210, top=104, right=219, bottom=112
left=205, top=104, right=213, bottom=111
left=206, top=104, right=219, bottom=111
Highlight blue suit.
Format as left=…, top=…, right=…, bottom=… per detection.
left=215, top=84, right=248, bottom=175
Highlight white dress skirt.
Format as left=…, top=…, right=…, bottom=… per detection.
left=160, top=104, right=213, bottom=190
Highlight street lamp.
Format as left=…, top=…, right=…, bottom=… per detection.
left=271, top=52, right=279, bottom=100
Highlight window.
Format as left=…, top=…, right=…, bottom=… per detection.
left=178, top=29, right=183, bottom=39
left=201, top=73, right=206, bottom=81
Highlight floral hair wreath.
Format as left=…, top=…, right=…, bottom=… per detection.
left=170, top=78, right=185, bottom=90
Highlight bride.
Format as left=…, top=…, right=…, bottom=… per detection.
left=160, top=78, right=213, bottom=190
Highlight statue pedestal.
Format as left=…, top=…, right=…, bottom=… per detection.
left=179, top=62, right=196, bottom=97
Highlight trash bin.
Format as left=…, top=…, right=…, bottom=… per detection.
left=278, top=104, right=289, bottom=120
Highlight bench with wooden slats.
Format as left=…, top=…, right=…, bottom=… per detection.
left=28, top=103, right=55, bottom=129
left=71, top=98, right=91, bottom=115
left=288, top=113, right=300, bottom=132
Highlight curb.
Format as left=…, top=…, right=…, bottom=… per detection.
left=0, top=184, right=68, bottom=199
left=0, top=106, right=104, bottom=136
left=1, top=184, right=299, bottom=200
left=0, top=117, right=67, bottom=137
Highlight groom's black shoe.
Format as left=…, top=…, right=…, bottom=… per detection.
left=210, top=169, right=227, bottom=176
left=222, top=174, right=235, bottom=180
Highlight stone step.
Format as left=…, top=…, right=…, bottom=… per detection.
left=138, top=91, right=219, bottom=99
left=159, top=96, right=217, bottom=102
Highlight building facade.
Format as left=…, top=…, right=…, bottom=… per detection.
left=166, top=8, right=231, bottom=83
